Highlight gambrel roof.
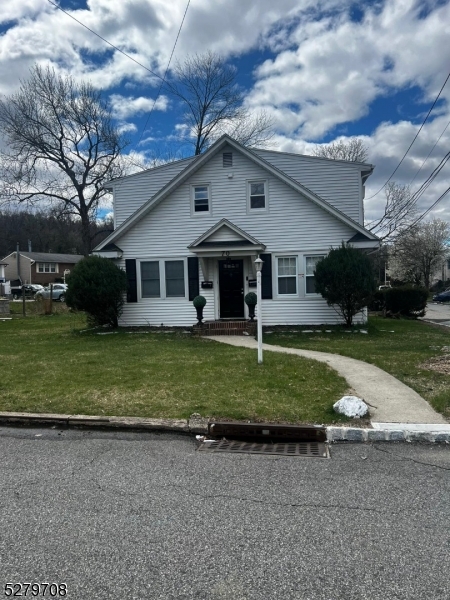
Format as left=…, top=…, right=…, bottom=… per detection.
left=95, top=135, right=378, bottom=251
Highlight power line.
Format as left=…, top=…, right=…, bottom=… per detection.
left=367, top=70, right=450, bottom=200
left=48, top=0, right=191, bottom=161
left=409, top=185, right=450, bottom=227
left=136, top=0, right=191, bottom=148
left=47, top=0, right=163, bottom=82
left=408, top=120, right=450, bottom=186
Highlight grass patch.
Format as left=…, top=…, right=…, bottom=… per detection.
left=266, top=317, right=450, bottom=419
left=0, top=312, right=350, bottom=424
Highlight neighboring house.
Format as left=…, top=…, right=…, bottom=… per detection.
left=1, top=251, right=84, bottom=286
left=94, top=135, right=379, bottom=327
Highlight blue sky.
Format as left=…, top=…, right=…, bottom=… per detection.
left=0, top=0, right=449, bottom=224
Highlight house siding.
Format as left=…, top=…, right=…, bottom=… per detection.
left=113, top=145, right=366, bottom=326
left=253, top=149, right=364, bottom=224
left=112, top=157, right=196, bottom=228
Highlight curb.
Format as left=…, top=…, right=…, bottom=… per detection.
left=0, top=412, right=209, bottom=435
left=327, top=426, right=450, bottom=444
left=0, top=412, right=449, bottom=443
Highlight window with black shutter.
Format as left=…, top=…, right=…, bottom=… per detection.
left=260, top=253, right=272, bottom=299
left=125, top=259, right=137, bottom=303
left=188, top=256, right=199, bottom=301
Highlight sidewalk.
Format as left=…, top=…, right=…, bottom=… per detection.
left=208, top=336, right=447, bottom=425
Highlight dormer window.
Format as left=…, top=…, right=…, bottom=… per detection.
left=192, top=184, right=210, bottom=214
left=247, top=180, right=268, bottom=212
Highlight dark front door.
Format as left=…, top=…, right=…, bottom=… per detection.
left=219, top=260, right=244, bottom=318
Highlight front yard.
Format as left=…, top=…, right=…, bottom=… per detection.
left=1, top=309, right=448, bottom=423
left=0, top=311, right=348, bottom=424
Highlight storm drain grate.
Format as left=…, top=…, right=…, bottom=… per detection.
left=197, top=439, right=329, bottom=458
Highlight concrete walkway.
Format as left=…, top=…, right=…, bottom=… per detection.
left=208, top=336, right=447, bottom=425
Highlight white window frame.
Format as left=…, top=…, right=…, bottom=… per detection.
left=304, top=255, right=325, bottom=296
left=247, top=179, right=268, bottom=213
left=139, top=258, right=188, bottom=300
left=37, top=262, right=58, bottom=273
left=276, top=255, right=298, bottom=297
left=191, top=184, right=211, bottom=215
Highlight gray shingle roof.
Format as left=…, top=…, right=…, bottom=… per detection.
left=15, top=252, right=84, bottom=263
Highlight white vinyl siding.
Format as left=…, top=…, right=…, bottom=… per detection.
left=112, top=157, right=196, bottom=227
left=253, top=149, right=364, bottom=224
left=113, top=143, right=369, bottom=326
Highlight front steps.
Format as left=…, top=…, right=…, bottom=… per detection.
left=193, top=320, right=257, bottom=336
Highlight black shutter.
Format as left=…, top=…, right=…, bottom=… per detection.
left=260, top=253, right=272, bottom=299
left=188, top=256, right=199, bottom=301
left=125, top=259, right=137, bottom=303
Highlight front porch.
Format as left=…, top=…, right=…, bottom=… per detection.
left=193, top=319, right=257, bottom=336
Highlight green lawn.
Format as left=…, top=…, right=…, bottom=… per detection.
left=0, top=310, right=349, bottom=424
left=266, top=317, right=450, bottom=418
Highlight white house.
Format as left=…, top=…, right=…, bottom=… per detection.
left=94, top=135, right=379, bottom=327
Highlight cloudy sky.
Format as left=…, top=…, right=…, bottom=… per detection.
left=1, top=0, right=449, bottom=225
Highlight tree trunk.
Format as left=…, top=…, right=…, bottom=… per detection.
left=80, top=209, right=92, bottom=256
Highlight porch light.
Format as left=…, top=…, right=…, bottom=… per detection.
left=255, top=256, right=264, bottom=364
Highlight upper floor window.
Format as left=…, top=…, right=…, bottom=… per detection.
left=248, top=180, right=267, bottom=211
left=305, top=256, right=324, bottom=294
left=192, top=185, right=210, bottom=214
left=277, top=256, right=297, bottom=295
left=37, top=262, right=57, bottom=273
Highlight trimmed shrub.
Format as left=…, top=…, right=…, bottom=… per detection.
left=368, top=289, right=387, bottom=312
left=369, top=285, right=428, bottom=317
left=193, top=295, right=206, bottom=308
left=65, top=256, right=127, bottom=328
left=386, top=285, right=428, bottom=318
left=314, top=243, right=376, bottom=327
left=244, top=292, right=257, bottom=305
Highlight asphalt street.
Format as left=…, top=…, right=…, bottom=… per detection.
left=422, top=302, right=450, bottom=326
left=1, top=427, right=449, bottom=600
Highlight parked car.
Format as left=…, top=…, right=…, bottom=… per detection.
left=11, top=284, right=44, bottom=300
left=433, top=290, right=450, bottom=303
left=35, top=283, right=68, bottom=302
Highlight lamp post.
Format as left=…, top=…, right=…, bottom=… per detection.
left=254, top=256, right=263, bottom=364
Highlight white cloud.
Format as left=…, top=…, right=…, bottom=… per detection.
left=247, top=0, right=450, bottom=139
left=117, top=122, right=138, bottom=134
left=110, top=94, right=168, bottom=120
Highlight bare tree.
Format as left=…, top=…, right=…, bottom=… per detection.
left=165, top=51, right=274, bottom=155
left=0, top=65, right=128, bottom=255
left=389, top=219, right=450, bottom=289
left=312, top=138, right=369, bottom=162
left=367, top=182, right=417, bottom=240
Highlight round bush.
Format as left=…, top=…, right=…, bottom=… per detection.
left=244, top=292, right=257, bottom=305
left=193, top=295, right=207, bottom=308
left=65, top=256, right=127, bottom=328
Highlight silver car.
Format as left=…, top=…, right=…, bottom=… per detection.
left=35, top=283, right=68, bottom=302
